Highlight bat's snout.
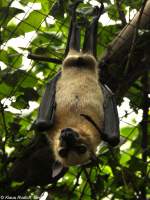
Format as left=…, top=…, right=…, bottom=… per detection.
left=58, top=128, right=88, bottom=159
left=60, top=128, right=79, bottom=146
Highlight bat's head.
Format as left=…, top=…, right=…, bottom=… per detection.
left=53, top=127, right=100, bottom=166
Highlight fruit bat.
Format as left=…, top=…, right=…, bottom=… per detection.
left=9, top=2, right=120, bottom=191
left=10, top=2, right=120, bottom=189
left=35, top=1, right=120, bottom=167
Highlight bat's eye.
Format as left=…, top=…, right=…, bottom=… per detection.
left=76, top=144, right=87, bottom=154
left=58, top=148, right=68, bottom=158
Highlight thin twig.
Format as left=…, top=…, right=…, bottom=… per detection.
left=27, top=53, right=62, bottom=64
left=79, top=181, right=88, bottom=200
left=0, top=102, right=9, bottom=176
left=67, top=169, right=82, bottom=200
left=0, top=103, right=9, bottom=149
left=115, top=0, right=127, bottom=27
left=79, top=167, right=93, bottom=200
left=83, top=168, right=97, bottom=200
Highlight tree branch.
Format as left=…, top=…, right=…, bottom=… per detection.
left=101, top=0, right=150, bottom=64
left=100, top=0, right=150, bottom=101
left=27, top=53, right=62, bottom=64
left=124, top=0, right=148, bottom=75
left=140, top=72, right=149, bottom=200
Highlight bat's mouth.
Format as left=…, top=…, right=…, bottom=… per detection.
left=58, top=128, right=88, bottom=158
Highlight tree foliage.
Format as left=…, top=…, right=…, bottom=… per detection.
left=0, top=0, right=149, bottom=199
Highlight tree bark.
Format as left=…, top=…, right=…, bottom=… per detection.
left=100, top=0, right=150, bottom=103
left=101, top=0, right=150, bottom=64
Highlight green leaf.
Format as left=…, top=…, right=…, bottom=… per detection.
left=11, top=95, right=29, bottom=109
left=9, top=122, right=21, bottom=134
left=51, top=0, right=65, bottom=20
left=120, top=152, right=131, bottom=166
left=31, top=32, right=62, bottom=48
left=0, top=83, right=12, bottom=98
left=97, top=24, right=121, bottom=56
left=21, top=75, right=37, bottom=88
left=41, top=0, right=53, bottom=13
left=0, top=48, right=22, bottom=68
left=121, top=126, right=139, bottom=140
left=107, top=4, right=119, bottom=21
left=0, top=111, right=14, bottom=137
left=0, top=25, right=23, bottom=43
left=20, top=0, right=49, bottom=4
left=1, top=69, right=24, bottom=87
left=0, top=0, right=10, bottom=7
left=123, top=0, right=141, bottom=9
left=8, top=48, right=22, bottom=68
left=16, top=10, right=45, bottom=34
left=20, top=0, right=52, bottom=13
left=11, top=181, right=24, bottom=188
left=0, top=7, right=24, bottom=27
left=128, top=157, right=147, bottom=172
left=22, top=87, right=39, bottom=101
left=127, top=78, right=144, bottom=110
left=1, top=69, right=38, bottom=94
left=12, top=87, right=39, bottom=109
left=0, top=50, right=8, bottom=64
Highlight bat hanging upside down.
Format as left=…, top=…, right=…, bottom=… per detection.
left=36, top=2, right=120, bottom=167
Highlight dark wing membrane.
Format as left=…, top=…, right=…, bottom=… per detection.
left=101, top=85, right=120, bottom=146
left=35, top=71, right=61, bottom=131
left=10, top=134, right=67, bottom=188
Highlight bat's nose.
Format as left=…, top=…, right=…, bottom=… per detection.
left=60, top=128, right=79, bottom=147
left=59, top=128, right=88, bottom=158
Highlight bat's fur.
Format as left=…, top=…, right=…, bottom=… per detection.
left=48, top=49, right=104, bottom=166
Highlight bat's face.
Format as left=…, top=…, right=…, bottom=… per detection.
left=53, top=127, right=97, bottom=166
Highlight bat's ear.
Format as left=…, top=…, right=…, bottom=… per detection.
left=52, top=161, right=67, bottom=178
